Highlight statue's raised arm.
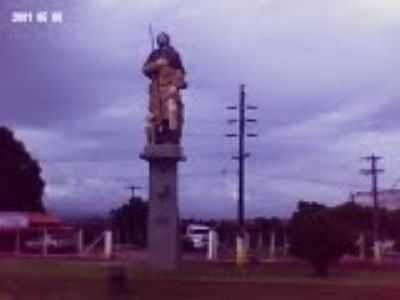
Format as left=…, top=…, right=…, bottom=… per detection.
left=142, top=32, right=187, bottom=145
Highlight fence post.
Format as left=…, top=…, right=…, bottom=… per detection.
left=269, top=231, right=276, bottom=261
left=283, top=232, right=289, bottom=258
left=207, top=229, right=218, bottom=261
left=373, top=240, right=382, bottom=264
left=43, top=228, right=48, bottom=257
left=358, top=232, right=366, bottom=261
left=257, top=233, right=263, bottom=250
left=77, top=229, right=84, bottom=255
left=104, top=230, right=113, bottom=259
left=14, top=229, right=21, bottom=255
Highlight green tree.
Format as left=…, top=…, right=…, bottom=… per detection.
left=331, top=201, right=372, bottom=232
left=110, top=196, right=148, bottom=247
left=0, top=126, right=45, bottom=212
left=288, top=201, right=355, bottom=277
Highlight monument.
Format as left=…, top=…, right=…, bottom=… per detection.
left=140, top=32, right=187, bottom=270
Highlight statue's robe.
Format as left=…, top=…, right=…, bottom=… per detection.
left=142, top=46, right=186, bottom=134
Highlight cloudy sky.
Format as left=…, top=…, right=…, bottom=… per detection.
left=1, top=0, right=400, bottom=218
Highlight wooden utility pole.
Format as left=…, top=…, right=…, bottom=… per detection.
left=126, top=185, right=142, bottom=202
left=226, top=84, right=257, bottom=265
left=361, top=154, right=384, bottom=264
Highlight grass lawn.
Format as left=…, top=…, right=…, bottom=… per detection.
left=0, top=258, right=398, bottom=299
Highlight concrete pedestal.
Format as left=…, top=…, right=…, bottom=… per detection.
left=140, top=144, right=185, bottom=271
left=236, top=232, right=249, bottom=266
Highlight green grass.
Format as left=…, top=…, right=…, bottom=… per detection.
left=0, top=258, right=399, bottom=299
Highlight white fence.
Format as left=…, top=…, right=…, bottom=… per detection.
left=206, top=230, right=290, bottom=262
left=0, top=227, right=113, bottom=258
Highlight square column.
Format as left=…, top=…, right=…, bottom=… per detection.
left=141, top=144, right=185, bottom=271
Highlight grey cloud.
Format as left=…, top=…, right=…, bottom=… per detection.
left=3, top=0, right=400, bottom=217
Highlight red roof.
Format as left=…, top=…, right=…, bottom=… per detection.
left=27, top=213, right=62, bottom=227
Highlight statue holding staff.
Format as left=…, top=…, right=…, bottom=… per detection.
left=142, top=32, right=187, bottom=144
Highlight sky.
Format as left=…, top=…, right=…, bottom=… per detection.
left=1, top=0, right=400, bottom=219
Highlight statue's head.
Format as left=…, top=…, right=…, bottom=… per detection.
left=156, top=32, right=170, bottom=48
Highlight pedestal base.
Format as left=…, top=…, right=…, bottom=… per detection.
left=141, top=144, right=185, bottom=271
left=236, top=232, right=250, bottom=266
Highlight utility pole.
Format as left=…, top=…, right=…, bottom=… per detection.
left=361, top=154, right=384, bottom=264
left=126, top=185, right=142, bottom=203
left=226, top=84, right=257, bottom=266
left=349, top=192, right=355, bottom=203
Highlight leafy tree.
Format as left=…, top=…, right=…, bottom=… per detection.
left=331, top=201, right=400, bottom=253
left=110, top=196, right=148, bottom=247
left=384, top=209, right=400, bottom=250
left=288, top=201, right=355, bottom=277
left=0, top=126, right=45, bottom=212
left=330, top=201, right=372, bottom=233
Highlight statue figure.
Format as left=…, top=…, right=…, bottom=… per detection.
left=142, top=32, right=187, bottom=144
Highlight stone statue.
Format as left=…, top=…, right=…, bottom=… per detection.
left=142, top=32, right=187, bottom=144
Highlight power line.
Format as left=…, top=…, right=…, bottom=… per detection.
left=261, top=176, right=366, bottom=190
left=354, top=189, right=400, bottom=205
